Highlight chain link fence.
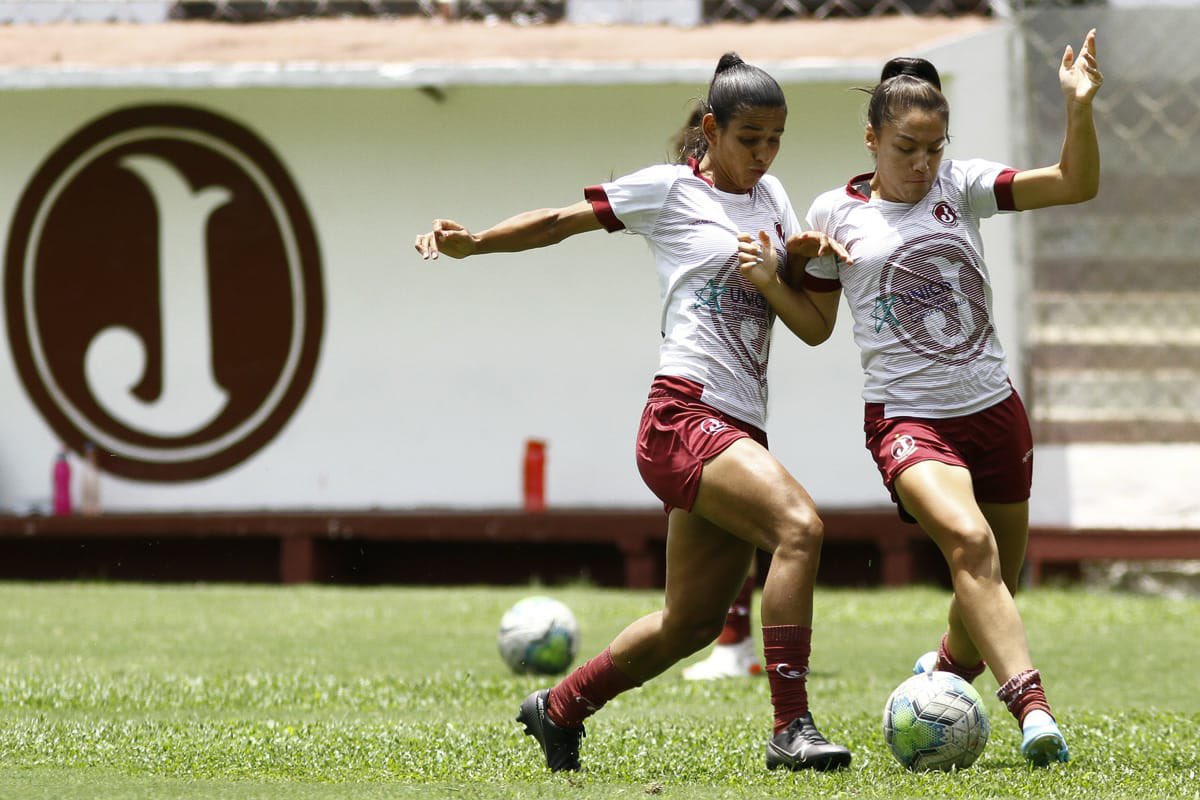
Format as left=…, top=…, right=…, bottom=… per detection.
left=164, top=0, right=991, bottom=21
left=1016, top=1, right=1200, bottom=443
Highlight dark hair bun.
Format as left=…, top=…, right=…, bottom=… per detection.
left=715, top=52, right=745, bottom=75
left=880, top=56, right=942, bottom=91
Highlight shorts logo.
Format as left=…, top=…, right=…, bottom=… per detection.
left=891, top=434, right=917, bottom=462
left=700, top=418, right=729, bottom=435
left=5, top=104, right=324, bottom=482
left=932, top=201, right=958, bottom=226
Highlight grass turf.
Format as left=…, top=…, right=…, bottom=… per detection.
left=0, top=582, right=1196, bottom=799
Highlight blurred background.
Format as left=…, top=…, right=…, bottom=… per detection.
left=0, top=0, right=1195, bottom=592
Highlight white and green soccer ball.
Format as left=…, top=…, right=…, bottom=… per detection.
left=497, top=596, right=579, bottom=675
left=883, top=671, right=990, bottom=771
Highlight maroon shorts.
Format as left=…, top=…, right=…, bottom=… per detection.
left=864, top=390, right=1034, bottom=523
left=636, top=376, right=768, bottom=513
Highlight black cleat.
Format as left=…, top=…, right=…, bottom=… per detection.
left=765, top=712, right=852, bottom=772
left=517, top=688, right=586, bottom=772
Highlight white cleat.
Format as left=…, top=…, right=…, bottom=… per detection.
left=682, top=639, right=763, bottom=680
left=912, top=651, right=938, bottom=675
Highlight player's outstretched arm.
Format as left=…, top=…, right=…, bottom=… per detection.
left=1012, top=28, right=1103, bottom=210
left=737, top=230, right=845, bottom=346
left=414, top=200, right=603, bottom=260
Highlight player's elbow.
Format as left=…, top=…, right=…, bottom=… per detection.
left=798, top=325, right=834, bottom=346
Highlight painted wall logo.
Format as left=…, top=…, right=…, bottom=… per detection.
left=876, top=232, right=991, bottom=366
left=5, top=104, right=324, bottom=481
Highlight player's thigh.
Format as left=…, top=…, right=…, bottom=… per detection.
left=690, top=437, right=819, bottom=553
left=979, top=500, right=1029, bottom=593
left=663, top=508, right=756, bottom=626
left=894, top=460, right=993, bottom=556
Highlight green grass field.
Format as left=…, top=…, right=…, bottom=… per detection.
left=0, top=582, right=1197, bottom=799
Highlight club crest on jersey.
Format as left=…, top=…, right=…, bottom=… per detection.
left=932, top=201, right=958, bottom=226
left=700, top=417, right=728, bottom=435
left=891, top=434, right=917, bottom=462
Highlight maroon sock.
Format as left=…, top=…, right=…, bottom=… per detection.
left=763, top=625, right=811, bottom=734
left=935, top=633, right=986, bottom=683
left=545, top=647, right=639, bottom=729
left=716, top=577, right=755, bottom=645
left=996, top=668, right=1054, bottom=725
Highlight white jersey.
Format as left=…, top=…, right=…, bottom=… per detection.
left=803, top=158, right=1020, bottom=418
left=587, top=161, right=801, bottom=430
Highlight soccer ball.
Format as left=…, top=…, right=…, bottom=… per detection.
left=883, top=671, right=990, bottom=771
left=497, top=596, right=579, bottom=675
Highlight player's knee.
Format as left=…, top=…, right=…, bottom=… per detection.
left=773, top=507, right=824, bottom=561
left=944, top=522, right=999, bottom=577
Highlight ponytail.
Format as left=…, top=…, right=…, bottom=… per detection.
left=684, top=52, right=786, bottom=162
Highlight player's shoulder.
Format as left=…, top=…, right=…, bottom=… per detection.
left=612, top=162, right=691, bottom=187
left=809, top=177, right=865, bottom=215
left=940, top=157, right=1013, bottom=183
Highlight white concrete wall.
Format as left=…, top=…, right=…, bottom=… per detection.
left=0, top=24, right=1026, bottom=513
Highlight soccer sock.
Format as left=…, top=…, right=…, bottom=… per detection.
left=763, top=625, right=811, bottom=734
left=715, top=576, right=755, bottom=645
left=546, top=647, right=639, bottom=729
left=996, top=668, right=1054, bottom=725
left=935, top=633, right=986, bottom=683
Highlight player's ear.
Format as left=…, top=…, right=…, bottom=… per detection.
left=865, top=124, right=879, bottom=156
left=701, top=113, right=719, bottom=147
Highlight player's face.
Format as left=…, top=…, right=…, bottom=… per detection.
left=866, top=108, right=948, bottom=204
left=703, top=106, right=786, bottom=193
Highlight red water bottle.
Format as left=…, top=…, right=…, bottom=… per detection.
left=52, top=449, right=72, bottom=516
left=523, top=439, right=546, bottom=512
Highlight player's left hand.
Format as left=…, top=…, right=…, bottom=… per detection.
left=1060, top=28, right=1103, bottom=106
left=736, top=231, right=778, bottom=291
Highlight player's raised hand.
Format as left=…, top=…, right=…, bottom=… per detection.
left=414, top=219, right=477, bottom=260
left=736, top=231, right=778, bottom=291
left=1060, top=28, right=1103, bottom=106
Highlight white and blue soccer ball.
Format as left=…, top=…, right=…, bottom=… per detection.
left=497, top=596, right=580, bottom=675
left=883, top=671, right=990, bottom=771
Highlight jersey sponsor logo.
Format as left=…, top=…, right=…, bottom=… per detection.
left=704, top=261, right=771, bottom=388
left=875, top=232, right=992, bottom=365
left=891, top=434, right=918, bottom=462
left=693, top=278, right=729, bottom=313
left=700, top=417, right=728, bottom=435
left=5, top=104, right=324, bottom=482
left=932, top=201, right=959, bottom=226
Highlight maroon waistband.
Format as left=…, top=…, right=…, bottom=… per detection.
left=648, top=374, right=705, bottom=401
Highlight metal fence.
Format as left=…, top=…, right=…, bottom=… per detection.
left=1015, top=2, right=1200, bottom=443
left=164, top=0, right=992, bottom=21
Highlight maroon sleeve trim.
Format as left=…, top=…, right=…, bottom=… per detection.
left=584, top=185, right=625, bottom=232
left=802, top=273, right=842, bottom=293
left=994, top=168, right=1019, bottom=211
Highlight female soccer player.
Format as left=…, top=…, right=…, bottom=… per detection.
left=415, top=53, right=852, bottom=773
left=739, top=30, right=1102, bottom=767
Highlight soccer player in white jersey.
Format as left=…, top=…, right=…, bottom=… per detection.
left=738, top=30, right=1103, bottom=767
left=415, top=54, right=853, bottom=773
